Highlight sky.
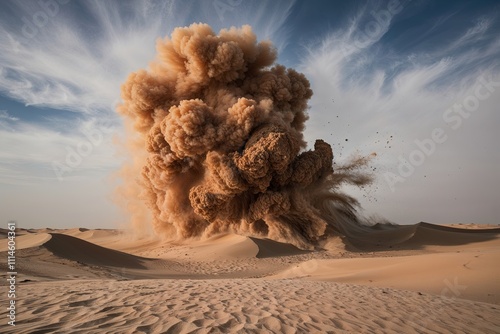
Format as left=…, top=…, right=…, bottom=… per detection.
left=0, top=0, right=499, bottom=229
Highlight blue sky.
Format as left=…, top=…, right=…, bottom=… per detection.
left=1, top=0, right=499, bottom=229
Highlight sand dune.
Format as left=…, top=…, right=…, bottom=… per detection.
left=0, top=232, right=51, bottom=251
left=270, top=251, right=500, bottom=304
left=249, top=237, right=311, bottom=258
left=0, top=222, right=499, bottom=332
left=341, top=221, right=500, bottom=251
left=43, top=233, right=150, bottom=269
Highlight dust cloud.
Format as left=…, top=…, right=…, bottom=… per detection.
left=117, top=23, right=373, bottom=249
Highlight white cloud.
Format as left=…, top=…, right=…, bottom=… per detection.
left=0, top=118, right=122, bottom=185
left=0, top=0, right=296, bottom=115
left=300, top=6, right=500, bottom=225
left=0, top=2, right=162, bottom=114
left=0, top=109, right=19, bottom=122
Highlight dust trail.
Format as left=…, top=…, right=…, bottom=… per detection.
left=117, top=23, right=373, bottom=249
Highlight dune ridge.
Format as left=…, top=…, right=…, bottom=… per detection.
left=43, top=233, right=149, bottom=269
left=340, top=221, right=500, bottom=251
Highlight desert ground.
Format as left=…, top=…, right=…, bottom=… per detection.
left=1, top=222, right=499, bottom=333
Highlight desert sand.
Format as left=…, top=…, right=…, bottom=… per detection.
left=1, top=222, right=499, bottom=333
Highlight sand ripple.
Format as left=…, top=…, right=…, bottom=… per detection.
left=2, top=279, right=499, bottom=334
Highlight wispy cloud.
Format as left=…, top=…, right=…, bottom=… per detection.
left=300, top=3, right=500, bottom=224
left=0, top=0, right=296, bottom=115
left=0, top=118, right=120, bottom=185
left=0, top=1, right=170, bottom=114
left=0, top=0, right=296, bottom=186
left=0, top=109, right=19, bottom=121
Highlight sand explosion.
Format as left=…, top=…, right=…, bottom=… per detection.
left=117, top=23, right=372, bottom=249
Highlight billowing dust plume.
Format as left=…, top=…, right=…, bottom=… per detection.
left=117, top=23, right=372, bottom=249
